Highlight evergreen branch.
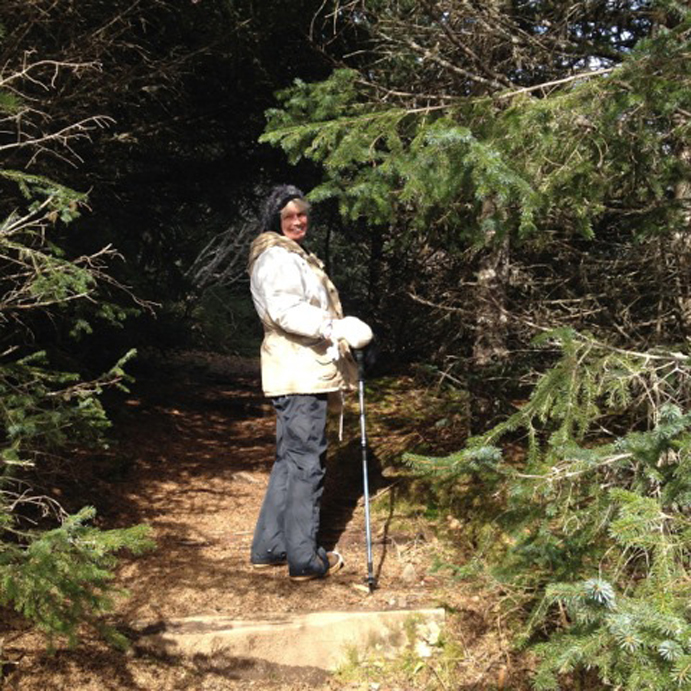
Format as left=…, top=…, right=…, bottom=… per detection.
left=260, top=105, right=444, bottom=145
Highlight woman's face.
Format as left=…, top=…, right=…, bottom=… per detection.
left=280, top=200, right=309, bottom=243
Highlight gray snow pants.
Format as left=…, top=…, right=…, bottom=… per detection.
left=250, top=393, right=330, bottom=578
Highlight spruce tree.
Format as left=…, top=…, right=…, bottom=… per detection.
left=260, top=1, right=691, bottom=365
left=406, top=330, right=691, bottom=689
left=0, top=38, right=153, bottom=650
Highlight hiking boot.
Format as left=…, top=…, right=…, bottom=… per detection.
left=289, top=551, right=344, bottom=582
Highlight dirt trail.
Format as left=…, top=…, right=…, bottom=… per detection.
left=112, top=353, right=437, bottom=621
left=3, top=353, right=454, bottom=690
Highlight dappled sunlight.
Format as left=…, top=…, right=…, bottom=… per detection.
left=4, top=352, right=515, bottom=689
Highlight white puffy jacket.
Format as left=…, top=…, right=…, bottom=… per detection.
left=248, top=232, right=357, bottom=397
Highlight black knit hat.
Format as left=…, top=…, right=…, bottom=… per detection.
left=261, top=184, right=307, bottom=233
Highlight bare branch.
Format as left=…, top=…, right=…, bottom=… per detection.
left=186, top=222, right=256, bottom=293
left=0, top=58, right=98, bottom=90
left=394, top=35, right=508, bottom=92
left=0, top=115, right=114, bottom=154
left=497, top=67, right=615, bottom=100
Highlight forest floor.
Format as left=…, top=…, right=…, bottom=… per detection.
left=1, top=351, right=530, bottom=690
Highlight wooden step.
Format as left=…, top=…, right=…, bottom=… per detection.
left=134, top=608, right=445, bottom=671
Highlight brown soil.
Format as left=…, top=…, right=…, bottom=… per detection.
left=1, top=352, right=526, bottom=690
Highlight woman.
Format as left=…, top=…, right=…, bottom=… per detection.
left=248, top=184, right=373, bottom=581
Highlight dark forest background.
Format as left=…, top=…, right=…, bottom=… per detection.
left=2, top=2, right=690, bottom=688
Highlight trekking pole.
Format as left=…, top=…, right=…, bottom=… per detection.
left=355, top=349, right=377, bottom=593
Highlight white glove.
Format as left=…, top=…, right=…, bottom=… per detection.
left=330, top=316, right=373, bottom=349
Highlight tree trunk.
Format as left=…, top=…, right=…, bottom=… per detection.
left=669, top=131, right=691, bottom=338
left=472, top=200, right=510, bottom=366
